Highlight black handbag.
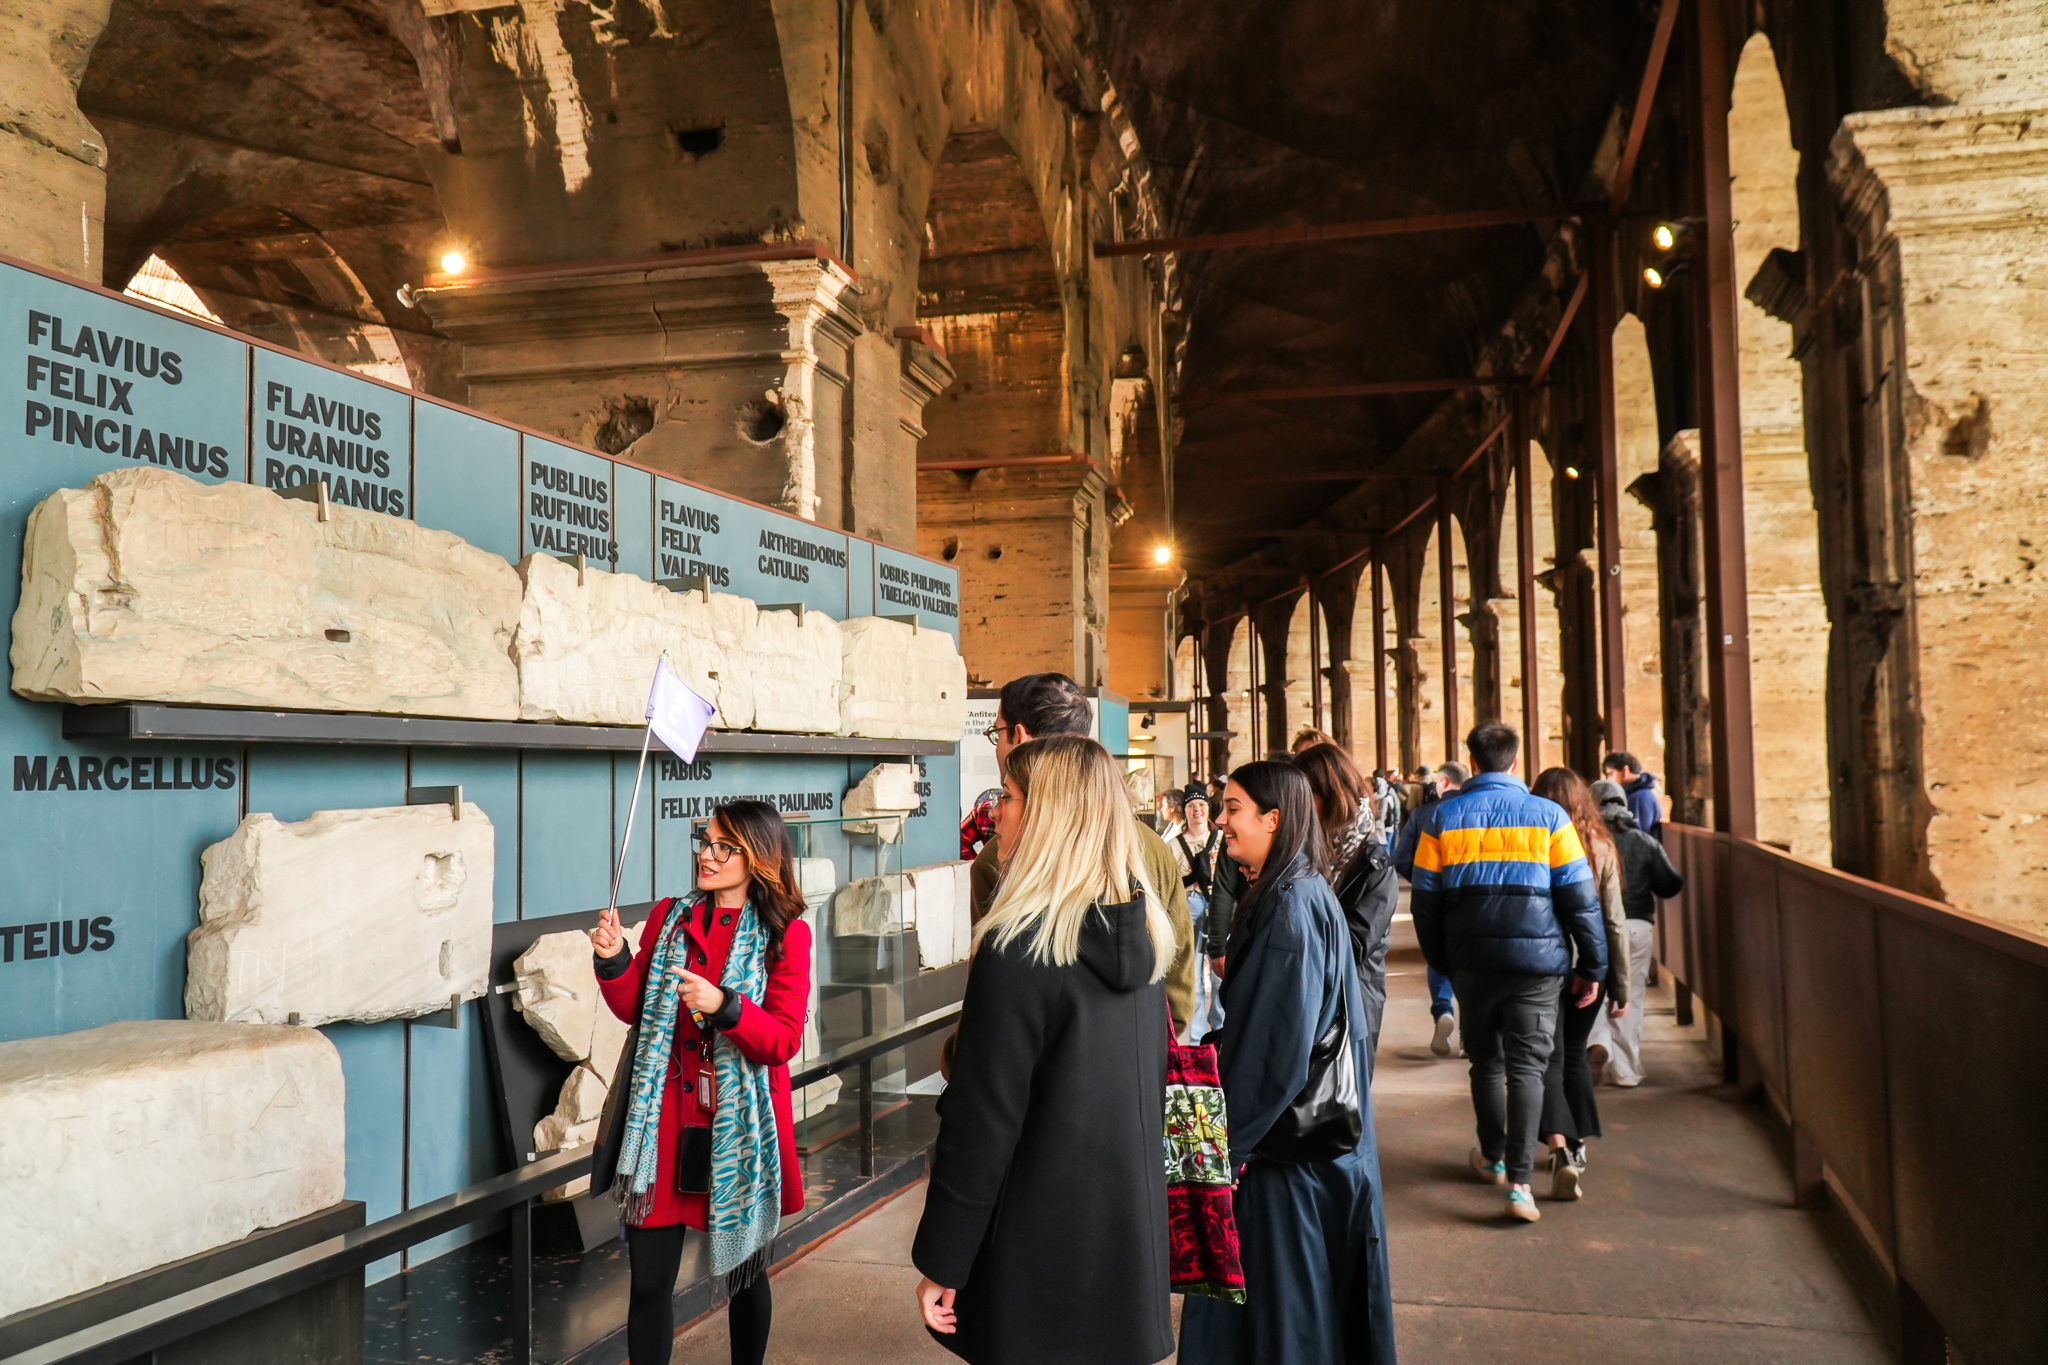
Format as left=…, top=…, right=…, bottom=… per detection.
left=1254, top=996, right=1363, bottom=1163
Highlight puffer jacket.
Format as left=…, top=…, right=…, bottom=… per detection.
left=1409, top=771, right=1607, bottom=980
left=1597, top=789, right=1684, bottom=920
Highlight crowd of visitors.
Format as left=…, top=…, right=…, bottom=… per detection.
left=586, top=667, right=1683, bottom=1365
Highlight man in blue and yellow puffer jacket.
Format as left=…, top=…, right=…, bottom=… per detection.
left=1410, top=720, right=1607, bottom=1224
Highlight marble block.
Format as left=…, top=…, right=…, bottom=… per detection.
left=838, top=617, right=967, bottom=741
left=187, top=804, right=495, bottom=1027
left=843, top=762, right=920, bottom=840
left=952, top=861, right=975, bottom=964
left=909, top=863, right=963, bottom=971
left=796, top=857, right=838, bottom=907
left=0, top=1021, right=346, bottom=1316
left=11, top=467, right=520, bottom=719
left=513, top=556, right=840, bottom=733
left=512, top=921, right=643, bottom=1067
left=833, top=874, right=910, bottom=937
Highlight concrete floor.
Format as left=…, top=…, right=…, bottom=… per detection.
left=674, top=918, right=1888, bottom=1363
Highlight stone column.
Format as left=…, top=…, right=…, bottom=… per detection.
left=1832, top=101, right=2048, bottom=933
left=1254, top=596, right=1296, bottom=760
left=1632, top=432, right=1709, bottom=827
left=417, top=247, right=862, bottom=520
left=1318, top=568, right=1361, bottom=753
left=917, top=463, right=1107, bottom=687
left=0, top=0, right=111, bottom=280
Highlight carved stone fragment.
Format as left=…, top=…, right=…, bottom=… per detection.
left=187, top=804, right=495, bottom=1027
left=838, top=616, right=967, bottom=741
left=0, top=1021, right=346, bottom=1316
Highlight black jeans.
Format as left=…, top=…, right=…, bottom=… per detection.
left=626, top=1223, right=773, bottom=1365
left=1452, top=971, right=1563, bottom=1184
left=1539, top=977, right=1604, bottom=1146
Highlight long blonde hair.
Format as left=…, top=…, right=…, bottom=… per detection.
left=977, top=735, right=1174, bottom=980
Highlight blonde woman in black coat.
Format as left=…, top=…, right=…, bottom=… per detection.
left=911, top=734, right=1179, bottom=1364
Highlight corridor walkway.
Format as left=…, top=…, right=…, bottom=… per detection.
left=674, top=920, right=1888, bottom=1363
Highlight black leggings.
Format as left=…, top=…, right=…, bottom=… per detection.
left=626, top=1223, right=773, bottom=1365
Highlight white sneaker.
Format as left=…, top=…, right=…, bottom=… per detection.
left=1470, top=1146, right=1506, bottom=1185
left=1431, top=1014, right=1456, bottom=1057
left=1505, top=1185, right=1541, bottom=1222
left=1548, top=1149, right=1583, bottom=1201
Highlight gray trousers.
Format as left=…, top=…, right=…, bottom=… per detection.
left=1453, top=970, right=1563, bottom=1184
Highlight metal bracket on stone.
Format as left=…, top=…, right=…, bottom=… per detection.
left=881, top=613, right=920, bottom=634
left=407, top=783, right=464, bottom=820
left=280, top=479, right=332, bottom=522
left=658, top=575, right=713, bottom=603
left=419, top=994, right=464, bottom=1030
left=760, top=602, right=808, bottom=624
left=554, top=553, right=588, bottom=586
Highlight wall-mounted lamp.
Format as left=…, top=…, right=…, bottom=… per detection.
left=1643, top=266, right=1668, bottom=289
left=440, top=251, right=467, bottom=275
left=1564, top=466, right=1582, bottom=479
left=1152, top=544, right=1174, bottom=565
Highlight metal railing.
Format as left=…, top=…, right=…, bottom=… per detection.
left=1659, top=825, right=2048, bottom=1364
left=7, top=1003, right=961, bottom=1365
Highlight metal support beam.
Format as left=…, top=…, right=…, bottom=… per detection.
left=1093, top=206, right=1576, bottom=259
left=1309, top=583, right=1325, bottom=734
left=1688, top=0, right=1758, bottom=836
left=1371, top=543, right=1390, bottom=773
left=1438, top=484, right=1461, bottom=762
left=1592, top=214, right=1629, bottom=752
left=1181, top=376, right=1520, bottom=408
left=1514, top=392, right=1541, bottom=772
left=1612, top=0, right=1685, bottom=213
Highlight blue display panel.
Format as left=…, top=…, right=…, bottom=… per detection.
left=522, top=436, right=617, bottom=566
left=253, top=348, right=411, bottom=517
left=0, top=260, right=963, bottom=1281
left=612, top=462, right=655, bottom=581
left=875, top=544, right=961, bottom=637
left=653, top=477, right=849, bottom=617
left=415, top=400, right=519, bottom=562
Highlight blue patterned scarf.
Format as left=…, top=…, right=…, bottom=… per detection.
left=614, top=897, right=782, bottom=1284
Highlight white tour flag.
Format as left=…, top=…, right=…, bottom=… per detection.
left=645, top=657, right=717, bottom=761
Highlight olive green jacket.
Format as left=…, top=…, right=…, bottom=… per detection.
left=970, top=819, right=1198, bottom=1031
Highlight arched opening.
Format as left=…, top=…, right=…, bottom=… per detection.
left=1731, top=32, right=1828, bottom=858
left=913, top=129, right=1090, bottom=684
left=1225, top=618, right=1253, bottom=772
left=1614, top=314, right=1665, bottom=787
left=1500, top=443, right=1568, bottom=773
left=1350, top=563, right=1393, bottom=771
left=1284, top=593, right=1314, bottom=744
left=1173, top=635, right=1198, bottom=700
left=1414, top=518, right=1474, bottom=769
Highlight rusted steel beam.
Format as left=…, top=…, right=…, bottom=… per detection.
left=1181, top=376, right=1520, bottom=408
left=1592, top=214, right=1630, bottom=751
left=915, top=454, right=1091, bottom=471
left=1371, top=542, right=1390, bottom=772
left=1093, top=207, right=1576, bottom=259
left=1689, top=0, right=1757, bottom=837
left=1530, top=270, right=1591, bottom=388
left=1177, top=471, right=1473, bottom=483
left=1438, top=483, right=1462, bottom=761
left=1513, top=390, right=1541, bottom=773
left=1611, top=0, right=1684, bottom=213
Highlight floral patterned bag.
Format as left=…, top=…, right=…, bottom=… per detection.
left=1164, top=1022, right=1245, bottom=1302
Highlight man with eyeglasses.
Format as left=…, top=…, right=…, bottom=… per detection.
left=967, top=672, right=1199, bottom=1035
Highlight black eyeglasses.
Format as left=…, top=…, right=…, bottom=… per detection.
left=986, top=724, right=1019, bottom=747
left=693, top=831, right=744, bottom=864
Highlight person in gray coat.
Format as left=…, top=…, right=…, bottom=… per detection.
left=1587, top=779, right=1683, bottom=1086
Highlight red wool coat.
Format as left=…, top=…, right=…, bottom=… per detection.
left=598, top=894, right=813, bottom=1229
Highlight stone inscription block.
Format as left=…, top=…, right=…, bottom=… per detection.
left=0, top=1020, right=346, bottom=1316
left=839, top=616, right=967, bottom=741
left=11, top=467, right=520, bottom=719
left=187, top=803, right=495, bottom=1027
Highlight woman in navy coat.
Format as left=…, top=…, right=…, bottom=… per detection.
left=1180, top=761, right=1397, bottom=1365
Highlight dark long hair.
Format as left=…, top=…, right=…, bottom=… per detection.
left=709, top=799, right=806, bottom=962
left=1224, top=761, right=1328, bottom=964
left=1292, top=742, right=1371, bottom=845
left=1530, top=767, right=1618, bottom=882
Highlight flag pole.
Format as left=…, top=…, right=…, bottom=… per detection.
left=609, top=651, right=664, bottom=915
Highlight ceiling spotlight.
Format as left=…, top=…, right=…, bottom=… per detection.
left=440, top=251, right=467, bottom=275
left=1643, top=266, right=1666, bottom=289
left=1152, top=544, right=1173, bottom=565
left=1652, top=223, right=1678, bottom=252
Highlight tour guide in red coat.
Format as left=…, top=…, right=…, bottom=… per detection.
left=591, top=799, right=813, bottom=1365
